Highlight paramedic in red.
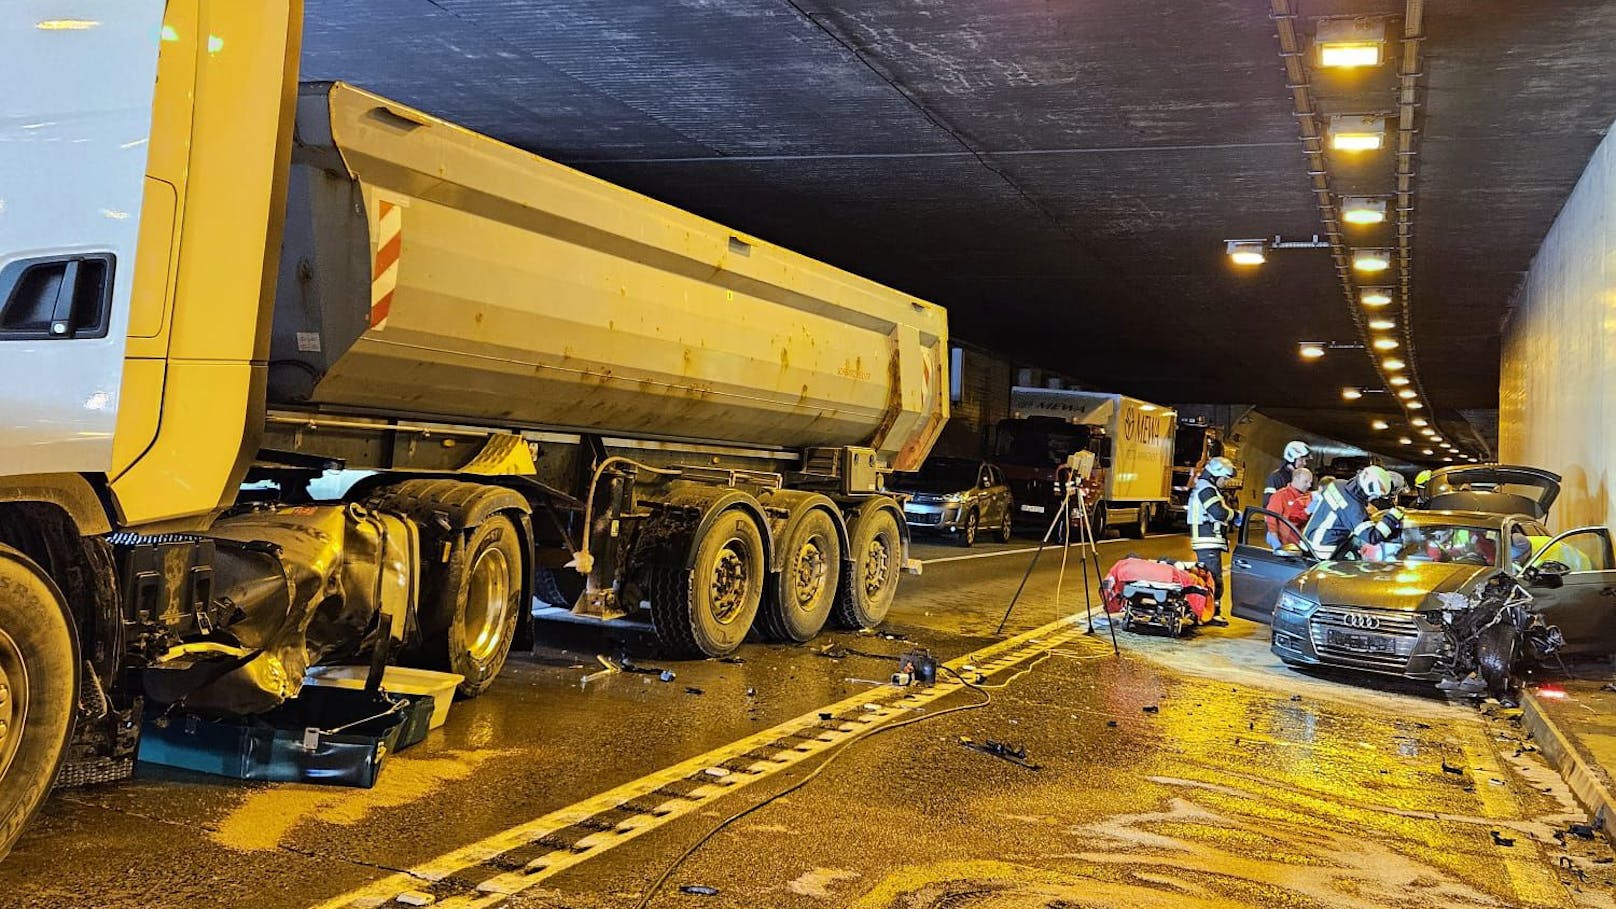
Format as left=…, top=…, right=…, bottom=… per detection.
left=1264, top=467, right=1313, bottom=549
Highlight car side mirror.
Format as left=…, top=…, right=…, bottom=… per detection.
left=1524, top=560, right=1570, bottom=588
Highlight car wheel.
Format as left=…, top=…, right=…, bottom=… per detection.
left=996, top=509, right=1014, bottom=543
left=957, top=509, right=978, bottom=547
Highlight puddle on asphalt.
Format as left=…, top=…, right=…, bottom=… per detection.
left=210, top=749, right=513, bottom=852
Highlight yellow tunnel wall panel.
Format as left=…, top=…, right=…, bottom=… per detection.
left=1498, top=119, right=1616, bottom=531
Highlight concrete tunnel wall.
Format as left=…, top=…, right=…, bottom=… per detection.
left=1499, top=118, right=1616, bottom=532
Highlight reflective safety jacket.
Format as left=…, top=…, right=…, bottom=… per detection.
left=1188, top=476, right=1234, bottom=552
left=1304, top=481, right=1401, bottom=558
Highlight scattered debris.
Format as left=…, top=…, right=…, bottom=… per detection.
left=1105, top=720, right=1118, bottom=728
left=1490, top=830, right=1515, bottom=847
left=1142, top=705, right=1159, bottom=714
left=395, top=891, right=436, bottom=907
left=718, top=656, right=745, bottom=665
left=1488, top=778, right=1506, bottom=786
left=659, top=669, right=677, bottom=683
left=702, top=767, right=730, bottom=779
left=1441, top=761, right=1465, bottom=775
left=862, top=703, right=881, bottom=713
left=745, top=687, right=756, bottom=697
left=959, top=737, right=1041, bottom=770
left=1289, top=694, right=1303, bottom=702
left=1568, top=822, right=1598, bottom=840
left=1601, top=682, right=1616, bottom=692
left=679, top=884, right=720, bottom=896
left=818, top=712, right=834, bottom=721
left=845, top=678, right=885, bottom=686
left=685, top=686, right=704, bottom=696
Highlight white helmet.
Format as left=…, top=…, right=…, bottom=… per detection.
left=1283, top=440, right=1311, bottom=463
left=1205, top=456, right=1236, bottom=479
left=1357, top=465, right=1393, bottom=498
left=1387, top=471, right=1407, bottom=495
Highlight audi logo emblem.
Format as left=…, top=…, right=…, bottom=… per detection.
left=1342, top=613, right=1380, bottom=630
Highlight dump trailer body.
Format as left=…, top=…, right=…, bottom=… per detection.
left=271, top=82, right=947, bottom=472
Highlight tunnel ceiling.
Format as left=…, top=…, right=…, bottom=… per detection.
left=301, top=0, right=1616, bottom=462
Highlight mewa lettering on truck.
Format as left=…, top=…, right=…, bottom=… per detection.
left=0, top=1, right=946, bottom=856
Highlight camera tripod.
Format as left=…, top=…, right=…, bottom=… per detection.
left=995, top=474, right=1120, bottom=655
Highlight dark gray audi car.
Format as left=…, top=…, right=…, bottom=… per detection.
left=1229, top=503, right=1616, bottom=681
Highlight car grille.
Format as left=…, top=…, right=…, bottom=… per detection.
left=903, top=507, right=943, bottom=526
left=1308, top=607, right=1422, bottom=671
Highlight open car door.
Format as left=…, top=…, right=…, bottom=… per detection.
left=1229, top=506, right=1315, bottom=624
left=1520, top=526, right=1616, bottom=657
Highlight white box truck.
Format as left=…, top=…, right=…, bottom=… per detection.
left=995, top=388, right=1175, bottom=537
left=0, top=1, right=945, bottom=854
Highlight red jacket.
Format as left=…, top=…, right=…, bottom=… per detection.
left=1265, top=486, right=1312, bottom=545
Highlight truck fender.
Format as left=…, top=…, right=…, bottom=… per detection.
left=0, top=474, right=111, bottom=536
left=636, top=484, right=772, bottom=571
left=756, top=490, right=847, bottom=574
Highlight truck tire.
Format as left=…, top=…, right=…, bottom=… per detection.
left=649, top=509, right=765, bottom=657
left=759, top=509, right=841, bottom=643
left=1126, top=505, right=1149, bottom=539
left=0, top=544, right=78, bottom=860
left=420, top=514, right=524, bottom=698
left=833, top=508, right=902, bottom=629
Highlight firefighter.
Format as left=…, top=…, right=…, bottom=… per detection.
left=1188, top=456, right=1237, bottom=625
left=1264, top=440, right=1312, bottom=495
left=1304, top=465, right=1401, bottom=558
left=1413, top=468, right=1434, bottom=506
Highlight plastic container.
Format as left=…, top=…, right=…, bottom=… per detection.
left=303, top=665, right=463, bottom=729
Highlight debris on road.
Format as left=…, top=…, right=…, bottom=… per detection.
left=659, top=669, right=677, bottom=683
left=1568, top=822, right=1598, bottom=840
left=395, top=891, right=436, bottom=906
left=679, top=884, right=720, bottom=896
left=1490, top=830, right=1516, bottom=847
left=685, top=686, right=704, bottom=695
left=959, top=737, right=1041, bottom=770
left=1142, top=705, right=1159, bottom=714
left=1441, top=761, right=1465, bottom=775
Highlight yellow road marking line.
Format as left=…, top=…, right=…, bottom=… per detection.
left=313, top=612, right=1106, bottom=909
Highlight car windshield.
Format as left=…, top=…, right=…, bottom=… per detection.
left=894, top=458, right=979, bottom=493
left=995, top=422, right=1094, bottom=468
left=1379, top=522, right=1503, bottom=566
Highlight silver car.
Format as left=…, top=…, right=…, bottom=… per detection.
left=890, top=457, right=1014, bottom=547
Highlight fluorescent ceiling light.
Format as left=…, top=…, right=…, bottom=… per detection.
left=1397, top=389, right=1417, bottom=399
left=1407, top=401, right=1424, bottom=410
left=1342, top=387, right=1363, bottom=400
left=1368, top=317, right=1396, bottom=331
left=1422, top=449, right=1434, bottom=455
left=1382, top=357, right=1405, bottom=370
left=1372, top=337, right=1399, bottom=351
left=1317, top=18, right=1385, bottom=68
left=1388, top=375, right=1410, bottom=386
left=1226, top=240, right=1266, bottom=266
left=1371, top=419, right=1389, bottom=430
left=1300, top=343, right=1325, bottom=359
left=1410, top=418, right=1428, bottom=427
left=1341, top=197, right=1388, bottom=224
left=1330, top=115, right=1385, bottom=151
left=1361, top=288, right=1393, bottom=307
left=1398, top=437, right=1412, bottom=445
left=1353, top=248, right=1392, bottom=272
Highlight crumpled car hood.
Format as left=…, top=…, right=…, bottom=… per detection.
left=1297, top=560, right=1495, bottom=612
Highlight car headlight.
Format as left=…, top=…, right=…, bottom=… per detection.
left=1277, top=591, right=1315, bottom=615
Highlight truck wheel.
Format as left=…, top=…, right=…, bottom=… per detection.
left=421, top=514, right=523, bottom=698
left=996, top=510, right=1014, bottom=543
left=759, top=509, right=841, bottom=643
left=650, top=510, right=765, bottom=657
left=833, top=509, right=902, bottom=629
left=957, top=509, right=979, bottom=548
left=0, top=545, right=78, bottom=859
left=1126, top=505, right=1149, bottom=539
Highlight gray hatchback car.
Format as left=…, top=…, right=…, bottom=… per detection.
left=890, top=456, right=1014, bottom=547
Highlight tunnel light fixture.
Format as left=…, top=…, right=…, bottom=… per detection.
left=1330, top=115, right=1385, bottom=152
left=1388, top=374, right=1410, bottom=386
left=1371, top=419, right=1390, bottom=431
left=1410, top=418, right=1429, bottom=427
left=1368, top=317, right=1396, bottom=331
left=1342, top=387, right=1364, bottom=401
left=1443, top=456, right=1454, bottom=462
left=1422, top=448, right=1435, bottom=456
left=1439, top=442, right=1452, bottom=449
left=1382, top=357, right=1405, bottom=370
left=1341, top=197, right=1388, bottom=225
left=1397, top=389, right=1417, bottom=400
left=1226, top=240, right=1267, bottom=266
left=1398, top=437, right=1412, bottom=445
left=1300, top=343, right=1326, bottom=359
left=1407, top=401, right=1424, bottom=410
left=1361, top=287, right=1393, bottom=307
left=36, top=18, right=100, bottom=30
left=1353, top=248, right=1392, bottom=272
left=1317, top=18, right=1386, bottom=68
left=1372, top=337, right=1399, bottom=351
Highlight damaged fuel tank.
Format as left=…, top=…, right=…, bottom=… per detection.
left=127, top=503, right=417, bottom=715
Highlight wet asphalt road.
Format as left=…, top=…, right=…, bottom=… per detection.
left=4, top=531, right=1612, bottom=908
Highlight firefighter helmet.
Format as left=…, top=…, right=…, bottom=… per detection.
left=1283, top=440, right=1311, bottom=464
left=1357, top=465, right=1393, bottom=498
left=1205, top=457, right=1236, bottom=479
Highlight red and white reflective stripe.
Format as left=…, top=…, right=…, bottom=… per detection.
left=369, top=199, right=402, bottom=329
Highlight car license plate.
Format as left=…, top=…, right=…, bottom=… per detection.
left=1325, top=629, right=1396, bottom=654
left=1020, top=504, right=1046, bottom=514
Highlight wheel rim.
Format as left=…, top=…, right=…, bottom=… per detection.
left=709, top=541, right=754, bottom=625
left=0, top=627, right=29, bottom=782
left=466, top=546, right=513, bottom=663
left=964, top=512, right=977, bottom=543
left=791, top=536, right=830, bottom=611
left=862, top=532, right=892, bottom=598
